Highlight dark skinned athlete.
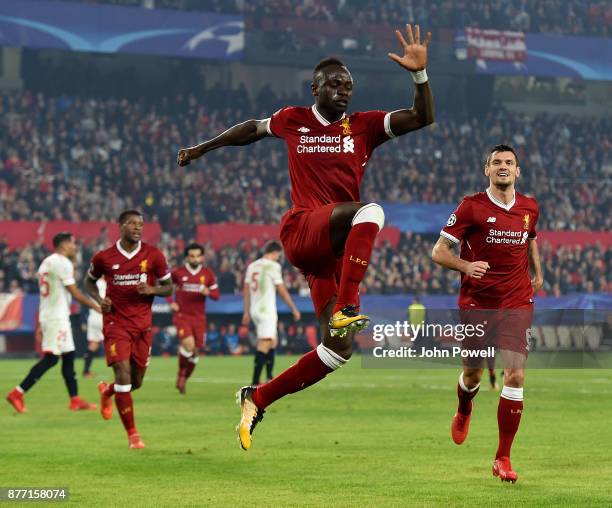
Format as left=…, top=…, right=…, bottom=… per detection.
left=177, top=24, right=435, bottom=451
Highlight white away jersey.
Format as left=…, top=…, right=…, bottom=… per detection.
left=245, top=258, right=283, bottom=316
left=89, top=278, right=107, bottom=318
left=37, top=253, right=75, bottom=322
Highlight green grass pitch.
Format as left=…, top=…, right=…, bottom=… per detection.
left=2, top=356, right=611, bottom=507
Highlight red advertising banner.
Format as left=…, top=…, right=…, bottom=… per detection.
left=0, top=293, right=23, bottom=331
left=465, top=27, right=526, bottom=62
left=196, top=223, right=401, bottom=249
left=0, top=221, right=161, bottom=249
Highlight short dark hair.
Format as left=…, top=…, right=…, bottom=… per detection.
left=486, top=144, right=519, bottom=167
left=264, top=240, right=283, bottom=254
left=53, top=232, right=73, bottom=248
left=118, top=210, right=143, bottom=224
left=184, top=242, right=204, bottom=257
left=313, top=57, right=347, bottom=84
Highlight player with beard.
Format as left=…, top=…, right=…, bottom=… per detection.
left=169, top=243, right=219, bottom=394
left=432, top=144, right=543, bottom=482
left=178, top=24, right=434, bottom=450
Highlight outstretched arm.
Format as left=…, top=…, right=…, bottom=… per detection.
left=387, top=24, right=435, bottom=136
left=177, top=119, right=272, bottom=166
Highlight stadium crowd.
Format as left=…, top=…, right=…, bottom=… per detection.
left=53, top=0, right=610, bottom=37
left=1, top=232, right=609, bottom=297
left=1, top=90, right=609, bottom=234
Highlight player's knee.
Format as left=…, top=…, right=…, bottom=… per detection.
left=462, top=369, right=482, bottom=388
left=44, top=354, right=60, bottom=367
left=352, top=202, right=385, bottom=230
left=316, top=343, right=350, bottom=370
left=504, top=370, right=524, bottom=388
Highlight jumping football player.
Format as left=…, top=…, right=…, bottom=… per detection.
left=169, top=242, right=219, bottom=394
left=431, top=144, right=543, bottom=482
left=6, top=233, right=99, bottom=413
left=85, top=210, right=172, bottom=449
left=242, top=241, right=301, bottom=385
left=178, top=24, right=434, bottom=450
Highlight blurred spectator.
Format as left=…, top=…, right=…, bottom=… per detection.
left=1, top=90, right=609, bottom=233
left=49, top=0, right=611, bottom=37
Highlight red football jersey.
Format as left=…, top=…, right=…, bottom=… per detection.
left=89, top=241, right=170, bottom=330
left=266, top=105, right=394, bottom=209
left=441, top=189, right=539, bottom=309
left=170, top=265, right=219, bottom=320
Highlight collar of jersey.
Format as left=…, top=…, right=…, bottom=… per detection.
left=486, top=187, right=515, bottom=211
left=116, top=240, right=142, bottom=259
left=311, top=104, right=347, bottom=126
left=185, top=264, right=202, bottom=276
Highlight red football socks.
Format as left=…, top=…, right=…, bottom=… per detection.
left=496, top=392, right=523, bottom=459
left=334, top=222, right=379, bottom=313
left=178, top=355, right=189, bottom=377
left=115, top=392, right=136, bottom=435
left=252, top=349, right=333, bottom=410
left=184, top=359, right=197, bottom=379
left=457, top=382, right=479, bottom=415
left=103, top=382, right=115, bottom=397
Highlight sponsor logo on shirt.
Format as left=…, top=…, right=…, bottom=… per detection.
left=486, top=217, right=496, bottom=223
left=297, top=134, right=355, bottom=154
left=486, top=229, right=529, bottom=245
left=112, top=273, right=143, bottom=286
left=298, top=126, right=310, bottom=133
left=112, top=264, right=120, bottom=270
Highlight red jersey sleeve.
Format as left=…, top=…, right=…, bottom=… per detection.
left=88, top=252, right=105, bottom=280
left=441, top=199, right=474, bottom=244
left=267, top=107, right=292, bottom=139
left=153, top=249, right=171, bottom=281
left=206, top=269, right=220, bottom=300
left=359, top=110, right=394, bottom=152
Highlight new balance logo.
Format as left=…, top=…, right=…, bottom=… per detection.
left=112, top=264, right=120, bottom=269
left=486, top=217, right=496, bottom=223
left=342, top=136, right=354, bottom=153
left=298, top=127, right=310, bottom=133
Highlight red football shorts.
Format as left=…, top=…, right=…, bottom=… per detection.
left=103, top=322, right=152, bottom=370
left=281, top=204, right=354, bottom=317
left=459, top=306, right=534, bottom=366
left=174, top=316, right=206, bottom=348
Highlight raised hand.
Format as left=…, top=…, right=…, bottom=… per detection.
left=388, top=24, right=431, bottom=71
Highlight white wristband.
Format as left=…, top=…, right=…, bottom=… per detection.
left=410, top=69, right=428, bottom=84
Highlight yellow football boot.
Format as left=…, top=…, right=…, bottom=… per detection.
left=329, top=305, right=370, bottom=338
left=236, top=386, right=265, bottom=451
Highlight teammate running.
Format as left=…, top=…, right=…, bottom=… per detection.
left=431, top=144, right=543, bottom=482
left=178, top=24, right=434, bottom=450
left=85, top=210, right=172, bottom=449
left=6, top=233, right=99, bottom=413
left=169, top=243, right=219, bottom=394
left=242, top=241, right=301, bottom=385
